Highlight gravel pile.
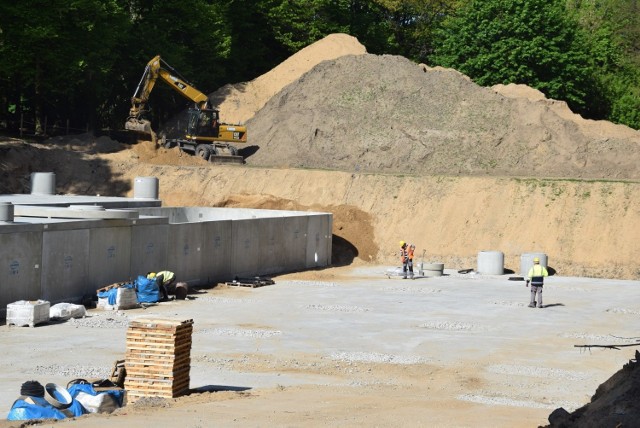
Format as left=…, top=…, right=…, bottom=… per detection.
left=330, top=351, right=427, bottom=365
left=68, top=312, right=130, bottom=329
left=196, top=327, right=282, bottom=338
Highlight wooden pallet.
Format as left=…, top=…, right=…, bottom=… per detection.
left=125, top=318, right=193, bottom=402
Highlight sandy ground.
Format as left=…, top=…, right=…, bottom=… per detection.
left=1, top=265, right=639, bottom=428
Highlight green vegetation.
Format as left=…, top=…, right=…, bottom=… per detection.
left=0, top=0, right=638, bottom=134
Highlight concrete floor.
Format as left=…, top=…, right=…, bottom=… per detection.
left=1, top=266, right=638, bottom=423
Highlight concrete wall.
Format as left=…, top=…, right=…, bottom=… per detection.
left=1, top=207, right=332, bottom=320
left=0, top=224, right=43, bottom=305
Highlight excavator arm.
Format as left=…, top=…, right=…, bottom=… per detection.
left=125, top=55, right=210, bottom=133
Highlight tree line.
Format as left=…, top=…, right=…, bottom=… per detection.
left=0, top=0, right=638, bottom=136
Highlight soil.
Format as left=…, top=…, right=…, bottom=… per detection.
left=2, top=33, right=640, bottom=427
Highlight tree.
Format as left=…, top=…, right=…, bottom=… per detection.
left=0, top=0, right=130, bottom=133
left=430, top=0, right=601, bottom=118
left=568, top=0, right=640, bottom=128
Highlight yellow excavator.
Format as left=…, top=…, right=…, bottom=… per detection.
left=125, top=55, right=247, bottom=163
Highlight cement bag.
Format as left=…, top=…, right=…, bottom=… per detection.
left=97, top=284, right=138, bottom=310
left=67, top=383, right=125, bottom=414
left=135, top=275, right=159, bottom=303
left=49, top=303, right=87, bottom=321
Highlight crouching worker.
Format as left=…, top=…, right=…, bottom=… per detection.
left=147, top=271, right=176, bottom=301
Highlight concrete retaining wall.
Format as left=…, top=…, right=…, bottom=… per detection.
left=1, top=207, right=332, bottom=320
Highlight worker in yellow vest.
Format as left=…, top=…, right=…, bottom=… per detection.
left=527, top=257, right=549, bottom=308
left=147, top=271, right=176, bottom=301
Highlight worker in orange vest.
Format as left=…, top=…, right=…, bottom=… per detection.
left=399, top=241, right=410, bottom=279
left=407, top=244, right=415, bottom=279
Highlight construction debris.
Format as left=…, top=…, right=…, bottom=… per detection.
left=225, top=276, right=275, bottom=288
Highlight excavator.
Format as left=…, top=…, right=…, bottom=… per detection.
left=125, top=55, right=247, bottom=163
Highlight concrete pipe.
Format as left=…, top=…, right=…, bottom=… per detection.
left=133, top=176, right=159, bottom=199
left=477, top=251, right=504, bottom=275
left=0, top=202, right=14, bottom=222
left=520, top=253, right=548, bottom=276
left=30, top=172, right=56, bottom=195
left=422, top=262, right=444, bottom=277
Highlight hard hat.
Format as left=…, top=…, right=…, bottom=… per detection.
left=147, top=272, right=157, bottom=279
left=533, top=257, right=540, bottom=263
left=410, top=244, right=415, bottom=249
left=399, top=240, right=406, bottom=247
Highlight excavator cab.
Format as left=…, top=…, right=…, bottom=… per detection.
left=187, top=108, right=219, bottom=138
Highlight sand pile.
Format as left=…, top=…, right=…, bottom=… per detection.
left=242, top=53, right=640, bottom=179
left=209, top=33, right=366, bottom=125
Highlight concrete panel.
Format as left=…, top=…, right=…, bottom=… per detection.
left=130, top=223, right=169, bottom=280
left=88, top=223, right=132, bottom=293
left=282, top=216, right=308, bottom=271
left=199, top=220, right=233, bottom=284
left=41, top=229, right=90, bottom=302
left=258, top=218, right=287, bottom=275
left=0, top=229, right=43, bottom=315
left=231, top=219, right=261, bottom=278
left=306, top=214, right=332, bottom=268
left=167, top=222, right=206, bottom=286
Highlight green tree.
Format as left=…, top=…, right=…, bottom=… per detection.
left=0, top=0, right=129, bottom=133
left=568, top=0, right=640, bottom=128
left=378, top=0, right=460, bottom=63
left=431, top=0, right=600, bottom=118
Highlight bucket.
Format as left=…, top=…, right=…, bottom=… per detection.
left=174, top=282, right=188, bottom=300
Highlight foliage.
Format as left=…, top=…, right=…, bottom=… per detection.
left=430, top=0, right=602, bottom=118
left=0, top=0, right=638, bottom=133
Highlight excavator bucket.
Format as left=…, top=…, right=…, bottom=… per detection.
left=125, top=118, right=153, bottom=134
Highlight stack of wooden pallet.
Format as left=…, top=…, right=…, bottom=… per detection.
left=125, top=318, right=193, bottom=402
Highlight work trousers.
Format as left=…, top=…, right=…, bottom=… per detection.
left=403, top=260, right=414, bottom=278
left=530, top=285, right=543, bottom=307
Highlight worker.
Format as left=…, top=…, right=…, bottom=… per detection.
left=526, top=257, right=549, bottom=308
left=147, top=271, right=176, bottom=301
left=407, top=244, right=415, bottom=279
left=399, top=241, right=409, bottom=279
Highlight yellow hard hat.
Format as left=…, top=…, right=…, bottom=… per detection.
left=533, top=257, right=540, bottom=263
left=399, top=240, right=406, bottom=247
left=147, top=272, right=157, bottom=279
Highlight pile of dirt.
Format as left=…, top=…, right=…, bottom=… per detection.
left=545, top=350, right=640, bottom=427
left=244, top=53, right=640, bottom=179
left=209, top=33, right=366, bottom=124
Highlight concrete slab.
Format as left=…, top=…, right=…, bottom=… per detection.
left=1, top=265, right=637, bottom=427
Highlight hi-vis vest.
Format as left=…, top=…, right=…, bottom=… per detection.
left=400, top=248, right=408, bottom=263
left=527, top=264, right=548, bottom=286
left=156, top=271, right=175, bottom=285
left=408, top=247, right=415, bottom=261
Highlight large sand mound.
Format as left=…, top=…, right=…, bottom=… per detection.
left=242, top=53, right=640, bottom=179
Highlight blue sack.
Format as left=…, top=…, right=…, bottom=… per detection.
left=7, top=396, right=66, bottom=421
left=135, top=275, right=159, bottom=303
left=68, top=383, right=126, bottom=413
